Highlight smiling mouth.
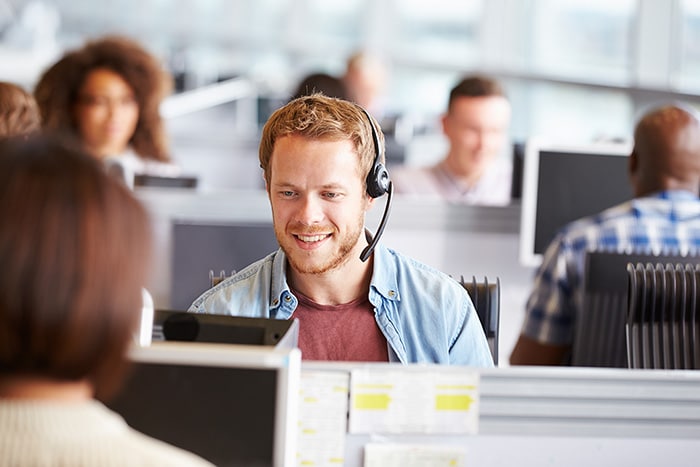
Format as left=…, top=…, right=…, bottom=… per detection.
left=295, top=233, right=330, bottom=243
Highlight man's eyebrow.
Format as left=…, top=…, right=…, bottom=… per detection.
left=320, top=182, right=347, bottom=190
left=271, top=181, right=349, bottom=190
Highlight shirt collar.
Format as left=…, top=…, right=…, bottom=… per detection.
left=269, top=243, right=400, bottom=305
left=369, top=243, right=401, bottom=302
left=648, top=189, right=698, bottom=201
left=270, top=249, right=293, bottom=311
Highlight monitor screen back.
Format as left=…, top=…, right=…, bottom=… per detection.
left=520, top=143, right=633, bottom=266
left=108, top=360, right=278, bottom=466
left=153, top=309, right=296, bottom=347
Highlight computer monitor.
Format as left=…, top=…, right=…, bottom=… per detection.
left=152, top=309, right=299, bottom=349
left=107, top=342, right=301, bottom=467
left=170, top=221, right=279, bottom=310
left=510, top=141, right=525, bottom=200
left=519, top=140, right=633, bottom=267
left=134, top=174, right=199, bottom=189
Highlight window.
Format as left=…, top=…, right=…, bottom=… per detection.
left=677, top=0, right=700, bottom=93
left=528, top=0, right=636, bottom=84
left=391, top=0, right=483, bottom=65
left=515, top=81, right=633, bottom=144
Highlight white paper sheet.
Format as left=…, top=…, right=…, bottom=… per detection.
left=296, top=370, right=350, bottom=466
left=349, top=369, right=479, bottom=434
left=364, top=443, right=466, bottom=467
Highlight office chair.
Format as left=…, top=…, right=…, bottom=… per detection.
left=575, top=251, right=700, bottom=368
left=209, top=269, right=235, bottom=287
left=460, top=276, right=500, bottom=365
left=627, top=262, right=700, bottom=369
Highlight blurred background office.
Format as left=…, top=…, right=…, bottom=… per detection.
left=4, top=0, right=700, bottom=365
left=3, top=0, right=700, bottom=191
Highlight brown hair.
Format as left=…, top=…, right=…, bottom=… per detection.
left=34, top=35, right=173, bottom=162
left=259, top=94, right=383, bottom=189
left=0, top=81, right=40, bottom=139
left=0, top=135, right=152, bottom=399
left=291, top=73, right=348, bottom=101
left=448, top=75, right=507, bottom=112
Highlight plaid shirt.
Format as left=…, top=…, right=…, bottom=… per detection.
left=521, top=190, right=700, bottom=346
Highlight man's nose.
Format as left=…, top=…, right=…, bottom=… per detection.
left=295, top=195, right=324, bottom=225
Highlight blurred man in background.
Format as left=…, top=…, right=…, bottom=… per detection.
left=391, top=75, right=512, bottom=205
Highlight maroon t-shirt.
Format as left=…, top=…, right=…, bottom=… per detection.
left=290, top=289, right=389, bottom=362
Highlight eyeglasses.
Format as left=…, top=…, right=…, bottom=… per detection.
left=77, top=94, right=137, bottom=108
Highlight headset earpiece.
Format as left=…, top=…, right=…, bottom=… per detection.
left=358, top=106, right=393, bottom=262
left=360, top=107, right=391, bottom=198
left=366, top=161, right=390, bottom=198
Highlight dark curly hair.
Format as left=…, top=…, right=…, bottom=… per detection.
left=34, top=35, right=173, bottom=162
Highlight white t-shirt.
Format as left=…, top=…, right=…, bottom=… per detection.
left=391, top=158, right=512, bottom=205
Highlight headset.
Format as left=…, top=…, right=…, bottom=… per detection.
left=359, top=107, right=393, bottom=262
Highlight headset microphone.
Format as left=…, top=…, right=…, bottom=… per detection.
left=360, top=181, right=393, bottom=262
left=359, top=107, right=392, bottom=262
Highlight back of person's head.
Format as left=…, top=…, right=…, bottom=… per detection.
left=259, top=93, right=383, bottom=190
left=343, top=50, right=386, bottom=111
left=0, top=81, right=40, bottom=139
left=291, top=73, right=348, bottom=101
left=448, top=75, right=507, bottom=111
left=34, top=35, right=172, bottom=161
left=0, top=135, right=152, bottom=400
left=631, top=104, right=700, bottom=196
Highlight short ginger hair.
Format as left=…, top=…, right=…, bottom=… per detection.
left=259, top=94, right=384, bottom=191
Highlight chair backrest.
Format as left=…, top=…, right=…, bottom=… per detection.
left=627, top=262, right=700, bottom=369
left=460, top=276, right=500, bottom=365
left=209, top=269, right=235, bottom=287
left=575, top=251, right=700, bottom=368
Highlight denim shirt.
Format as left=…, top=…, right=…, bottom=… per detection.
left=189, top=243, right=494, bottom=367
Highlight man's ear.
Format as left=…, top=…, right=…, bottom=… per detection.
left=629, top=150, right=638, bottom=174
left=364, top=191, right=377, bottom=212
left=441, top=113, right=449, bottom=136
left=628, top=149, right=638, bottom=179
left=628, top=149, right=639, bottom=194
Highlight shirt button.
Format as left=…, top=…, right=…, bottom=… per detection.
left=284, top=295, right=292, bottom=302
left=272, top=299, right=279, bottom=306
left=388, top=290, right=396, bottom=297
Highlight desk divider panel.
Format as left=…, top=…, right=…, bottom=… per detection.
left=297, top=362, right=700, bottom=467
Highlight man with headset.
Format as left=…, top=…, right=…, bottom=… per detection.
left=189, top=94, right=493, bottom=366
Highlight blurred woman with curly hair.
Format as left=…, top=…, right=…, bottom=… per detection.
left=34, top=35, right=179, bottom=185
